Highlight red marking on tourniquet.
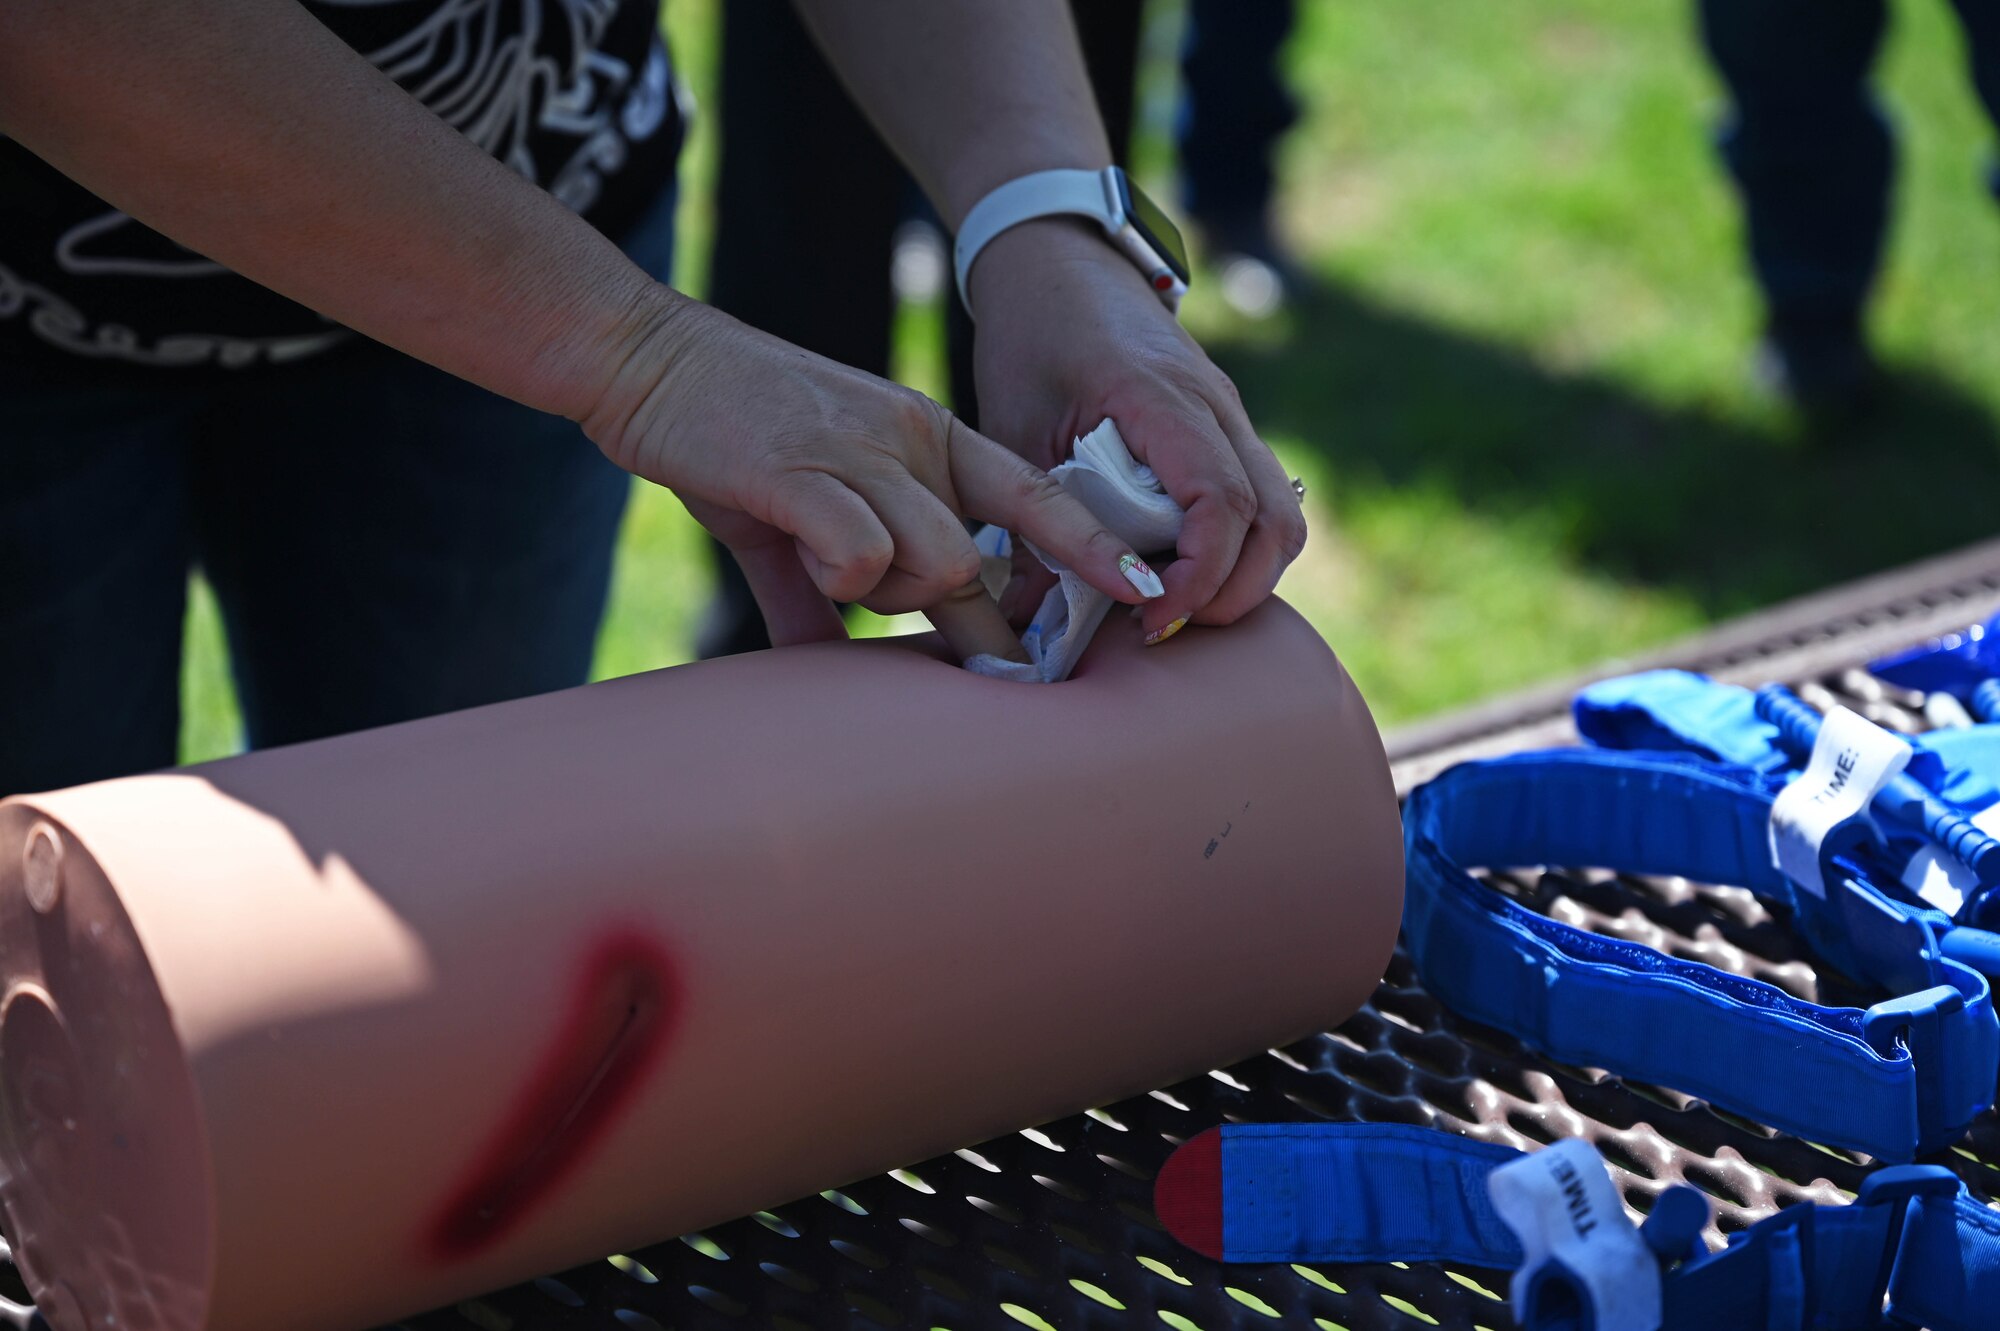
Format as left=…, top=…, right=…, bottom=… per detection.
left=423, top=928, right=683, bottom=1263
left=1154, top=1126, right=1224, bottom=1259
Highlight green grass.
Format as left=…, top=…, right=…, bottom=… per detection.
left=177, top=0, right=2000, bottom=762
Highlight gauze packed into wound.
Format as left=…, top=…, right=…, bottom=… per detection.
left=966, top=419, right=1184, bottom=683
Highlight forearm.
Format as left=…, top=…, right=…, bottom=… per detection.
left=788, top=0, right=1113, bottom=230
left=0, top=0, right=671, bottom=420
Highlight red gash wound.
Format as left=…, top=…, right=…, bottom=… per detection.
left=424, top=929, right=683, bottom=1263
left=1153, top=1125, right=1223, bottom=1259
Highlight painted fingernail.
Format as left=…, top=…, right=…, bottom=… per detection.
left=1145, top=615, right=1189, bottom=647
left=1120, top=553, right=1165, bottom=599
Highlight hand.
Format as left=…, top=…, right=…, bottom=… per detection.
left=967, top=218, right=1307, bottom=644
left=578, top=289, right=1162, bottom=662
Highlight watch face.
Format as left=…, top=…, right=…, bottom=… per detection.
left=1112, top=170, right=1192, bottom=286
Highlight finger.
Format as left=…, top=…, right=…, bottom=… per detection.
left=1102, top=397, right=1256, bottom=637
left=978, top=542, right=1015, bottom=601
left=728, top=533, right=850, bottom=647
left=842, top=475, right=1028, bottom=663
left=843, top=473, right=983, bottom=611
left=945, top=417, right=1160, bottom=612
left=765, top=470, right=896, bottom=604
left=924, top=576, right=1030, bottom=664
left=1192, top=389, right=1308, bottom=626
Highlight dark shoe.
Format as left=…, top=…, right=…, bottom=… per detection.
left=1754, top=318, right=1881, bottom=425
left=1195, top=211, right=1302, bottom=319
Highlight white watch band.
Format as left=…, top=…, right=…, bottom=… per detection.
left=953, top=168, right=1117, bottom=315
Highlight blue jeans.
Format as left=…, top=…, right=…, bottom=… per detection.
left=1699, top=0, right=2000, bottom=336
left=0, top=188, right=673, bottom=796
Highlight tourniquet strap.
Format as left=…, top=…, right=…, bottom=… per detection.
left=1401, top=749, right=1997, bottom=1161
left=1168, top=1124, right=2000, bottom=1331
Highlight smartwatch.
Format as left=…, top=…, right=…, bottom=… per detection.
left=953, top=166, right=1192, bottom=318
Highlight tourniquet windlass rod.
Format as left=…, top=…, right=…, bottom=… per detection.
left=1754, top=684, right=2000, bottom=890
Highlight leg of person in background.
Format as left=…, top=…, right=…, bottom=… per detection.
left=946, top=0, right=1146, bottom=430
left=702, top=0, right=905, bottom=657
left=1697, top=0, right=1891, bottom=417
left=1948, top=0, right=2000, bottom=199
left=187, top=186, right=676, bottom=750
left=0, top=362, right=198, bottom=795
left=1178, top=0, right=1300, bottom=319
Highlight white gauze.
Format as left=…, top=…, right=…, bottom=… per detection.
left=966, top=419, right=1184, bottom=684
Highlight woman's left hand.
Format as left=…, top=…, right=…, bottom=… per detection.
left=967, top=217, right=1307, bottom=645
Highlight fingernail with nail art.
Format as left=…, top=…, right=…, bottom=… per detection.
left=1145, top=615, right=1189, bottom=647
left=1119, top=553, right=1165, bottom=599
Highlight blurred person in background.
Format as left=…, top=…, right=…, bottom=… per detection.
left=1179, top=0, right=1301, bottom=321
left=0, top=0, right=1304, bottom=797
left=1699, top=0, right=2000, bottom=416
left=701, top=0, right=1302, bottom=657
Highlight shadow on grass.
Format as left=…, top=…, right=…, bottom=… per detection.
left=1214, top=276, right=2000, bottom=618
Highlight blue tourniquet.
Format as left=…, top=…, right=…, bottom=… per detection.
left=1402, top=748, right=1998, bottom=1161
left=1574, top=669, right=1976, bottom=798
left=1214, top=1123, right=1523, bottom=1265
left=1575, top=670, right=2000, bottom=930
left=1185, top=1123, right=2000, bottom=1331
left=1870, top=613, right=2000, bottom=717
left=1571, top=669, right=1793, bottom=772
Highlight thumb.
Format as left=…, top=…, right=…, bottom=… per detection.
left=685, top=497, right=848, bottom=648
left=733, top=537, right=849, bottom=647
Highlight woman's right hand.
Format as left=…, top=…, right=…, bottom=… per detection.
left=578, top=289, right=1164, bottom=662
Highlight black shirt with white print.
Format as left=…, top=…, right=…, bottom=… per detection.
left=0, top=0, right=682, bottom=372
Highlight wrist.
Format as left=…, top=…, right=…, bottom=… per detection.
left=965, top=214, right=1163, bottom=322
left=571, top=279, right=699, bottom=472
left=939, top=145, right=1111, bottom=233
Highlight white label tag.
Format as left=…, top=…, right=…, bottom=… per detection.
left=1900, top=799, right=2000, bottom=916
left=1768, top=706, right=1912, bottom=898
left=1487, top=1138, right=1661, bottom=1331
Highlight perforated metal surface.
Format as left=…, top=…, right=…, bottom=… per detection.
left=12, top=582, right=2000, bottom=1331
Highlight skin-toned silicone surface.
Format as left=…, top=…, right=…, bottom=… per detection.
left=0, top=599, right=1402, bottom=1331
